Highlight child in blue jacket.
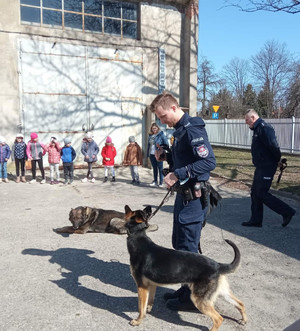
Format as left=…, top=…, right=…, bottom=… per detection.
left=61, top=137, right=76, bottom=184
left=0, top=136, right=11, bottom=183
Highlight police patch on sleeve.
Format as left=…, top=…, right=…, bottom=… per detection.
left=196, top=144, right=209, bottom=158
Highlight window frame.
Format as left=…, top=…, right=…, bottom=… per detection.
left=20, top=0, right=140, bottom=40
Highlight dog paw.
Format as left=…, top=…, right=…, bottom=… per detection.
left=146, top=305, right=153, bottom=313
left=130, top=319, right=141, bottom=326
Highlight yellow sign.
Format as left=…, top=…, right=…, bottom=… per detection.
left=213, top=105, right=220, bottom=113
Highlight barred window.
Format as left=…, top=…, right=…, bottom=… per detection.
left=20, top=0, right=139, bottom=39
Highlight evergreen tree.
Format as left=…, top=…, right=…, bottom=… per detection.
left=243, top=84, right=257, bottom=109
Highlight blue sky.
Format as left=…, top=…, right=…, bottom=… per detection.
left=198, top=1, right=300, bottom=73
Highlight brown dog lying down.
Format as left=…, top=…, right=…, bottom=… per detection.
left=54, top=206, right=158, bottom=234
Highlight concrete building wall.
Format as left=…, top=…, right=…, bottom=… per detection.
left=0, top=1, right=198, bottom=171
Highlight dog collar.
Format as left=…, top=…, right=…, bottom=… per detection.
left=127, top=222, right=148, bottom=234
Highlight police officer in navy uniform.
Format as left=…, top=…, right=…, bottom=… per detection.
left=149, top=92, right=216, bottom=311
left=242, top=109, right=296, bottom=227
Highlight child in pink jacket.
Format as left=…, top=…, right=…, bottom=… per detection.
left=44, top=137, right=62, bottom=184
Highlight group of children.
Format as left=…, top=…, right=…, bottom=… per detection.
left=0, top=132, right=143, bottom=185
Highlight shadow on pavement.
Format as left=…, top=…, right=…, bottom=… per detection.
left=207, top=196, right=300, bottom=261
left=21, top=247, right=208, bottom=329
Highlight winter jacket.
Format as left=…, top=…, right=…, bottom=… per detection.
left=61, top=146, right=76, bottom=163
left=0, top=144, right=11, bottom=163
left=251, top=117, right=281, bottom=169
left=11, top=141, right=27, bottom=161
left=44, top=142, right=62, bottom=164
left=81, top=140, right=99, bottom=163
left=101, top=144, right=117, bottom=166
left=26, top=140, right=46, bottom=160
left=147, top=130, right=169, bottom=157
left=123, top=143, right=143, bottom=166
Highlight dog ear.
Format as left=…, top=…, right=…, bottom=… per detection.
left=143, top=205, right=152, bottom=218
left=124, top=205, right=132, bottom=214
left=124, top=205, right=134, bottom=220
left=83, top=207, right=91, bottom=220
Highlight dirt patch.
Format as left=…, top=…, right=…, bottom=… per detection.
left=211, top=173, right=251, bottom=192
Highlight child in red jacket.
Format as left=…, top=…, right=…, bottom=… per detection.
left=101, top=136, right=116, bottom=182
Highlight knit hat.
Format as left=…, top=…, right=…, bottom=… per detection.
left=129, top=136, right=135, bottom=143
left=85, top=132, right=93, bottom=139
left=0, top=136, right=5, bottom=143
left=30, top=132, right=38, bottom=140
left=16, top=134, right=24, bottom=139
left=64, top=137, right=71, bottom=144
left=106, top=136, right=112, bottom=143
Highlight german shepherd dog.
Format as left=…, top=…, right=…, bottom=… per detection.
left=54, top=206, right=158, bottom=235
left=124, top=205, right=247, bottom=331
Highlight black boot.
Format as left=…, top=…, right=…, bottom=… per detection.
left=241, top=220, right=262, bottom=227
left=111, top=176, right=115, bottom=182
left=103, top=177, right=108, bottom=183
left=166, top=286, right=197, bottom=311
left=164, top=286, right=186, bottom=301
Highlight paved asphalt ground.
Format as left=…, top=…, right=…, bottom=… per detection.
left=1, top=166, right=299, bottom=331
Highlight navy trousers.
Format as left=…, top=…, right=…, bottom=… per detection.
left=251, top=167, right=294, bottom=224
left=172, top=193, right=206, bottom=253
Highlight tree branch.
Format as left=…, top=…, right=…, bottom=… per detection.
left=224, top=1, right=300, bottom=14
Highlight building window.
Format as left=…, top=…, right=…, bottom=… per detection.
left=20, top=0, right=139, bottom=39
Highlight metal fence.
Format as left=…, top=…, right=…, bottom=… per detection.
left=205, top=117, right=300, bottom=154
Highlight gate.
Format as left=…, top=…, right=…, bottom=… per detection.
left=18, top=39, right=143, bottom=164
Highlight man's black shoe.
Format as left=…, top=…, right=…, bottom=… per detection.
left=282, top=210, right=296, bottom=227
left=166, top=297, right=198, bottom=311
left=241, top=221, right=262, bottom=227
left=163, top=286, right=186, bottom=301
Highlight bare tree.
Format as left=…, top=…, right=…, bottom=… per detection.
left=222, top=57, right=250, bottom=102
left=285, top=62, right=300, bottom=117
left=251, top=40, right=291, bottom=117
left=197, top=57, right=222, bottom=114
left=224, top=0, right=300, bottom=14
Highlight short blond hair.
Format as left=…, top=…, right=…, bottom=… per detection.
left=149, top=91, right=179, bottom=113
left=245, top=109, right=258, bottom=117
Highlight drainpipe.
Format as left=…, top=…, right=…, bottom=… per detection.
left=180, top=12, right=191, bottom=112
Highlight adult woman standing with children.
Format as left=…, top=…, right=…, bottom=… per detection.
left=147, top=123, right=169, bottom=187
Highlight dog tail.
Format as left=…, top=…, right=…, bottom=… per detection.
left=218, top=239, right=241, bottom=274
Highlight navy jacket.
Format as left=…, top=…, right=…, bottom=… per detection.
left=251, top=118, right=281, bottom=169
left=172, top=113, right=216, bottom=182
left=0, top=144, right=11, bottom=163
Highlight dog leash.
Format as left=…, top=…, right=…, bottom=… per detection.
left=147, top=187, right=173, bottom=222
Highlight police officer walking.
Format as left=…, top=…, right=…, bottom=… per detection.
left=149, top=92, right=216, bottom=311
left=242, top=109, right=296, bottom=228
